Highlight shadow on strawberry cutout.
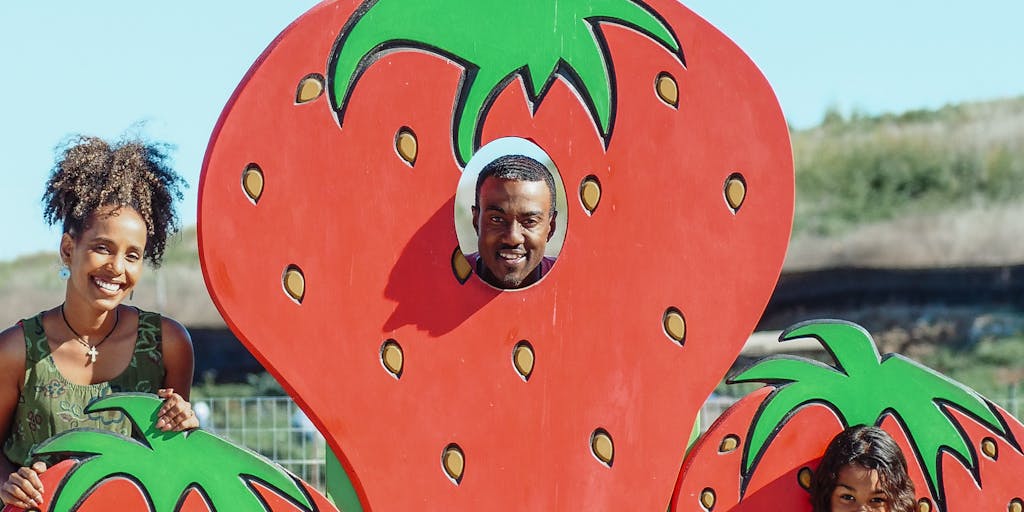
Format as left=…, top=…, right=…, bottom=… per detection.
left=672, top=320, right=1024, bottom=512
left=198, top=0, right=792, bottom=509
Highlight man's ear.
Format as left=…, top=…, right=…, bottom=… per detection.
left=547, top=210, right=557, bottom=242
left=471, top=205, right=480, bottom=234
left=60, top=233, right=75, bottom=265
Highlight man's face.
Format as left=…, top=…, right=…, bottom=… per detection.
left=472, top=177, right=556, bottom=289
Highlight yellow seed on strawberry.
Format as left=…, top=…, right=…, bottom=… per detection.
left=396, top=127, right=418, bottom=165
left=381, top=340, right=403, bottom=378
left=580, top=176, right=601, bottom=214
left=442, top=444, right=464, bottom=483
left=718, top=435, right=739, bottom=453
left=656, top=72, right=679, bottom=107
left=591, top=429, right=614, bottom=466
left=724, top=174, right=746, bottom=212
left=512, top=342, right=534, bottom=380
left=699, top=488, right=716, bottom=510
left=982, top=437, right=998, bottom=459
left=295, top=74, right=325, bottom=103
left=664, top=308, right=686, bottom=344
left=283, top=265, right=305, bottom=303
left=242, top=164, right=264, bottom=204
left=451, top=247, right=473, bottom=284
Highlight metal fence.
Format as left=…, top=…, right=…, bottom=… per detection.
left=202, top=393, right=1024, bottom=494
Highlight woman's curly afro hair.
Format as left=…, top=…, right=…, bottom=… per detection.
left=42, top=135, right=186, bottom=267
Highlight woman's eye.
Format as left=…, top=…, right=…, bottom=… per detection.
left=126, top=253, right=141, bottom=262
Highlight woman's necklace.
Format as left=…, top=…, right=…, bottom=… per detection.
left=60, top=304, right=120, bottom=364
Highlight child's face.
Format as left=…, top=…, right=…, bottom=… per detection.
left=830, top=464, right=890, bottom=512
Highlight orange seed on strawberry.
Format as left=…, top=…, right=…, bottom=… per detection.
left=798, top=467, right=813, bottom=490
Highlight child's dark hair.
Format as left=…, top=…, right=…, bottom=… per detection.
left=810, top=425, right=915, bottom=512
left=41, top=135, right=185, bottom=267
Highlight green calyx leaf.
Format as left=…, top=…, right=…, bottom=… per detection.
left=330, top=0, right=682, bottom=163
left=730, top=320, right=1008, bottom=501
left=32, top=393, right=313, bottom=512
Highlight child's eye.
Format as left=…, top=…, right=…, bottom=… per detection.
left=839, top=494, right=855, bottom=502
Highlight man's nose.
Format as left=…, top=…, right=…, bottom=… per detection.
left=503, top=221, right=525, bottom=244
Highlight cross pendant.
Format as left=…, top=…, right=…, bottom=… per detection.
left=87, top=346, right=98, bottom=364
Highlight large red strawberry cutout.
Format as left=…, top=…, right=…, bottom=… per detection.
left=672, top=320, right=1024, bottom=512
left=198, top=0, right=792, bottom=509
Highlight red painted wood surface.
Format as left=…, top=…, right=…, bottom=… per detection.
left=198, top=0, right=792, bottom=510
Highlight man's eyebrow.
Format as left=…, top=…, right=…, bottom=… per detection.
left=484, top=205, right=506, bottom=213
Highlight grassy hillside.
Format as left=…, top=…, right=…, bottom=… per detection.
left=787, top=95, right=1024, bottom=269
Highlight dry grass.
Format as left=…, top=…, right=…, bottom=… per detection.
left=786, top=202, right=1024, bottom=270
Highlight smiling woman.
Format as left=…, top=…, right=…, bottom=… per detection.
left=0, top=135, right=200, bottom=510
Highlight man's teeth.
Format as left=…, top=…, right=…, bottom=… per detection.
left=500, top=252, right=525, bottom=260
left=94, top=278, right=120, bottom=292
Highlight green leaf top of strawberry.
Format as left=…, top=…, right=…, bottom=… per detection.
left=329, top=0, right=682, bottom=163
left=32, top=394, right=314, bottom=512
left=730, top=320, right=1010, bottom=501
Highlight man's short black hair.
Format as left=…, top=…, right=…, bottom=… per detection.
left=474, top=154, right=557, bottom=213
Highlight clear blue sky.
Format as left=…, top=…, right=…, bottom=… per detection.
left=2, top=1, right=1022, bottom=262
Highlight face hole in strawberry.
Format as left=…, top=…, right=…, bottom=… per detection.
left=282, top=265, right=305, bottom=304
left=797, top=467, right=813, bottom=490
left=512, top=341, right=534, bottom=381
left=918, top=498, right=934, bottom=512
left=241, top=164, right=264, bottom=204
left=981, top=437, right=999, bottom=460
left=655, top=72, right=679, bottom=108
left=1010, top=498, right=1023, bottom=512
left=590, top=429, right=614, bottom=467
left=699, top=488, right=716, bottom=511
left=295, top=73, right=325, bottom=104
left=451, top=247, right=474, bottom=284
left=454, top=137, right=568, bottom=291
left=579, top=175, right=601, bottom=215
left=380, top=339, right=404, bottom=379
left=395, top=127, right=418, bottom=166
left=663, top=307, right=686, bottom=345
left=441, top=444, right=465, bottom=484
left=724, top=173, right=747, bottom=213
left=718, top=434, right=740, bottom=453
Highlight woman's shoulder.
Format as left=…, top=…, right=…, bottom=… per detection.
left=0, top=321, right=28, bottom=373
left=155, top=313, right=192, bottom=347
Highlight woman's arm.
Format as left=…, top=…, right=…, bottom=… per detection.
left=156, top=317, right=198, bottom=431
left=0, top=324, right=46, bottom=509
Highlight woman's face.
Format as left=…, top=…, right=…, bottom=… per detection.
left=62, top=205, right=147, bottom=311
left=830, top=464, right=890, bottom=512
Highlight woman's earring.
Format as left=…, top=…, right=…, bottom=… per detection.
left=58, top=265, right=71, bottom=280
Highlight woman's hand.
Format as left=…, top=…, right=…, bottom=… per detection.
left=0, top=461, right=47, bottom=509
left=156, top=388, right=199, bottom=432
